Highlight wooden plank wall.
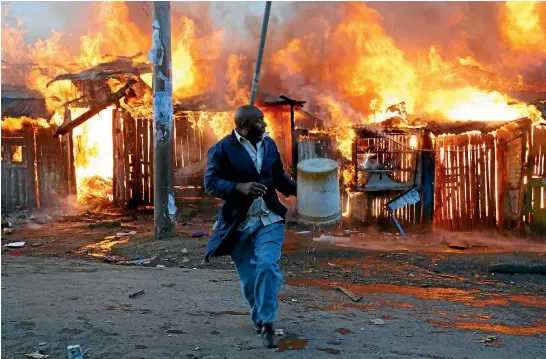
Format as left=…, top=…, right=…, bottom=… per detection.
left=1, top=127, right=37, bottom=209
left=433, top=122, right=530, bottom=232
left=35, top=127, right=69, bottom=207
left=112, top=109, right=154, bottom=207
left=173, top=112, right=216, bottom=189
left=525, top=124, right=546, bottom=232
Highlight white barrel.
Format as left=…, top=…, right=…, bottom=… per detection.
left=296, top=158, right=342, bottom=226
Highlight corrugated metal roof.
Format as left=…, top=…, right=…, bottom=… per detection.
left=1, top=97, right=52, bottom=119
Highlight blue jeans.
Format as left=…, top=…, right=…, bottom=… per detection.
left=231, top=221, right=285, bottom=325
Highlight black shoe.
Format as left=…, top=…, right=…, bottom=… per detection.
left=261, top=323, right=279, bottom=348
left=252, top=321, right=263, bottom=335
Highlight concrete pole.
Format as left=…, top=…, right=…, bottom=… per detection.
left=151, top=1, right=176, bottom=239
left=249, top=1, right=272, bottom=106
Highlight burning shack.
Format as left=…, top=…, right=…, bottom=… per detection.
left=1, top=57, right=305, bottom=213
left=2, top=1, right=546, bottom=235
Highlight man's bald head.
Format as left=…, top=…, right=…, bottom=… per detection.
left=234, top=105, right=264, bottom=127
left=233, top=105, right=267, bottom=143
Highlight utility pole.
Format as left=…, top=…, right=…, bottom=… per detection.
left=249, top=1, right=272, bottom=105
left=149, top=1, right=176, bottom=239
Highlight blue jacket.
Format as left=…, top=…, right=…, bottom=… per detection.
left=204, top=132, right=297, bottom=261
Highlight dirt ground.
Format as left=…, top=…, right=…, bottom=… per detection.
left=1, top=206, right=546, bottom=358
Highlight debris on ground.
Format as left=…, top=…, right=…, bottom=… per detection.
left=275, top=329, right=284, bottom=336
left=328, top=262, right=336, bottom=267
left=3, top=227, right=16, bottom=234
left=336, top=286, right=362, bottom=302
left=132, top=257, right=155, bottom=265
left=442, top=238, right=469, bottom=250
left=313, top=235, right=350, bottom=244
left=487, top=264, right=546, bottom=274
left=478, top=335, right=496, bottom=343
left=129, top=290, right=145, bottom=299
left=295, top=231, right=311, bottom=234
left=4, top=241, right=26, bottom=248
left=477, top=335, right=505, bottom=347
left=8, top=252, right=23, bottom=257
left=190, top=231, right=210, bottom=237
left=116, top=231, right=137, bottom=237
left=67, top=344, right=84, bottom=359
left=370, top=319, right=386, bottom=325
left=87, top=221, right=121, bottom=229
left=181, top=248, right=188, bottom=254
left=24, top=352, right=49, bottom=359
left=156, top=264, right=165, bottom=268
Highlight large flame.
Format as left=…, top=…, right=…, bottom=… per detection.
left=71, top=107, right=114, bottom=203
left=2, top=1, right=545, bottom=200
left=501, top=2, right=546, bottom=53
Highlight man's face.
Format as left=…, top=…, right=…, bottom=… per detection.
left=245, top=116, right=267, bottom=142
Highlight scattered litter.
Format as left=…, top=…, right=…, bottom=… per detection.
left=286, top=271, right=296, bottom=278
left=478, top=335, right=496, bottom=344
left=3, top=227, right=15, bottom=234
left=295, top=231, right=311, bottom=234
left=442, top=239, right=469, bottom=250
left=129, top=290, right=145, bottom=299
left=67, top=344, right=84, bottom=359
left=24, top=352, right=49, bottom=359
left=313, top=235, right=350, bottom=244
left=156, top=265, right=165, bottom=268
left=195, top=347, right=200, bottom=351
left=181, top=248, right=188, bottom=254
left=275, top=329, right=284, bottom=336
left=336, top=286, right=361, bottom=302
left=370, top=319, right=385, bottom=325
left=191, top=231, right=210, bottom=237
left=31, top=242, right=43, bottom=247
left=343, top=230, right=351, bottom=236
left=4, top=241, right=26, bottom=248
left=8, top=252, right=23, bottom=257
left=38, top=342, right=47, bottom=346
left=487, top=264, right=546, bottom=274
left=291, top=299, right=298, bottom=302
left=116, top=231, right=137, bottom=237
left=478, top=335, right=496, bottom=343
left=328, top=262, right=336, bottom=267
left=133, top=258, right=153, bottom=265
left=360, top=328, right=365, bottom=331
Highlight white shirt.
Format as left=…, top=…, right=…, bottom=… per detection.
left=234, top=129, right=283, bottom=231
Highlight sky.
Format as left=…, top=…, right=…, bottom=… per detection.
left=1, top=1, right=293, bottom=47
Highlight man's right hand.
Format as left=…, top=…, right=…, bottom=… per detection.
left=236, top=182, right=267, bottom=199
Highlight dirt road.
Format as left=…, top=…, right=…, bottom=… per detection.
left=2, top=255, right=545, bottom=359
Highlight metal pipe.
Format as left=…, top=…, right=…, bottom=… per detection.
left=249, top=1, right=272, bottom=106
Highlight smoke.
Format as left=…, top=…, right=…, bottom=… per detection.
left=2, top=1, right=545, bottom=119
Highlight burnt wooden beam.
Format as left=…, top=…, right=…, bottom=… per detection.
left=53, top=79, right=137, bottom=137
left=290, top=103, right=299, bottom=179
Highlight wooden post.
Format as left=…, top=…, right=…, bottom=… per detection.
left=290, top=104, right=298, bottom=179
left=249, top=1, right=272, bottom=105
left=151, top=2, right=176, bottom=239
left=420, top=129, right=434, bottom=224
